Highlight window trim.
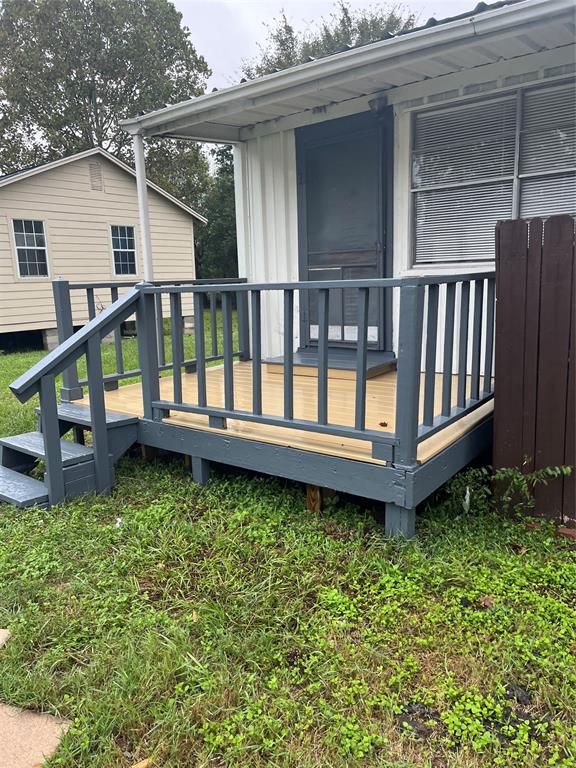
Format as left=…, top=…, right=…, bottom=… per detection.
left=109, top=223, right=138, bottom=277
left=409, top=78, right=576, bottom=266
left=11, top=217, right=51, bottom=279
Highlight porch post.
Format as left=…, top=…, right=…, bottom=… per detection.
left=132, top=133, right=154, bottom=282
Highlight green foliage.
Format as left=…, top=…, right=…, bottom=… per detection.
left=194, top=146, right=238, bottom=279
left=494, top=463, right=573, bottom=516
left=0, top=0, right=211, bottom=209
left=0, top=448, right=574, bottom=765
left=243, top=1, right=415, bottom=78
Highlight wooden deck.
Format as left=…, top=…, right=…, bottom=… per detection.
left=78, top=363, right=493, bottom=466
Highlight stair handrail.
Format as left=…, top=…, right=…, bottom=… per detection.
left=8, top=286, right=141, bottom=506
left=10, top=287, right=140, bottom=404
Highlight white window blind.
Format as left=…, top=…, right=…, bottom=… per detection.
left=412, top=81, right=576, bottom=265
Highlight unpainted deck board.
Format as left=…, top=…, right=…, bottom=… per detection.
left=76, top=363, right=493, bottom=466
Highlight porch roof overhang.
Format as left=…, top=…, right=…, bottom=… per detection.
left=120, top=0, right=575, bottom=144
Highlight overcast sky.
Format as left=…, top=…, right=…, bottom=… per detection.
left=173, top=0, right=479, bottom=89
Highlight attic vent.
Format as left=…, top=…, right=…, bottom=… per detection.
left=89, top=161, right=104, bottom=191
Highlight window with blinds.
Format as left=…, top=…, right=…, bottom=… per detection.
left=411, top=81, right=576, bottom=264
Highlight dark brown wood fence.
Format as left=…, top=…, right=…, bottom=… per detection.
left=494, top=215, right=575, bottom=524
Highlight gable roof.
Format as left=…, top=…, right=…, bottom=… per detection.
left=0, top=147, right=208, bottom=225
left=120, top=0, right=574, bottom=144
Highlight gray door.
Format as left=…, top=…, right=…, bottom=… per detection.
left=296, top=111, right=390, bottom=349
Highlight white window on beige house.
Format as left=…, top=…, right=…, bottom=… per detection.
left=13, top=219, right=49, bottom=277
left=111, top=224, right=137, bottom=275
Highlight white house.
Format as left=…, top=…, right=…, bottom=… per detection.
left=0, top=147, right=206, bottom=347
left=121, top=0, right=575, bottom=367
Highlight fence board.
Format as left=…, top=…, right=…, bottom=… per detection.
left=493, top=219, right=529, bottom=469
left=495, top=215, right=576, bottom=524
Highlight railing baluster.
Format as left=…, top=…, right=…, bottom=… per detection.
left=283, top=289, right=294, bottom=420
left=471, top=279, right=485, bottom=401
left=210, top=293, right=218, bottom=357
left=457, top=281, right=470, bottom=407
left=483, top=277, right=496, bottom=395
left=86, top=287, right=96, bottom=320
left=251, top=291, right=262, bottom=415
left=355, top=287, right=369, bottom=430
left=111, top=286, right=124, bottom=376
left=237, top=290, right=250, bottom=362
left=170, top=291, right=183, bottom=404
left=193, top=292, right=207, bottom=407
left=395, top=284, right=425, bottom=466
left=40, top=374, right=65, bottom=504
left=86, top=334, right=112, bottom=492
left=317, top=288, right=329, bottom=425
left=441, top=283, right=456, bottom=417
left=154, top=293, right=166, bottom=367
left=423, top=284, right=439, bottom=426
left=222, top=291, right=234, bottom=410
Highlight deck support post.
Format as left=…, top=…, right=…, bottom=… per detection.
left=191, top=456, right=211, bottom=486
left=384, top=503, right=416, bottom=539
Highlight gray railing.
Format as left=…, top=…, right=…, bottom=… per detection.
left=139, top=271, right=496, bottom=466
left=10, top=271, right=495, bottom=507
left=52, top=277, right=248, bottom=401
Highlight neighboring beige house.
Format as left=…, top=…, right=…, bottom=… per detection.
left=0, top=147, right=206, bottom=347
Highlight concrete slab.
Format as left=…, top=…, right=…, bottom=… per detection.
left=0, top=629, right=10, bottom=648
left=0, top=703, right=69, bottom=768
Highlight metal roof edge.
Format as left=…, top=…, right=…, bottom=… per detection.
left=120, top=0, right=572, bottom=136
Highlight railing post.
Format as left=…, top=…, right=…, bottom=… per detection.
left=394, top=283, right=425, bottom=468
left=136, top=286, right=162, bottom=420
left=52, top=278, right=83, bottom=401
left=40, top=374, right=65, bottom=505
left=86, top=335, right=113, bottom=493
left=237, top=290, right=250, bottom=361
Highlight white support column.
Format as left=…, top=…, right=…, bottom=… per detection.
left=132, top=133, right=154, bottom=282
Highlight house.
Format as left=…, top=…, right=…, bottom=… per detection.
left=3, top=0, right=575, bottom=536
left=0, top=147, right=206, bottom=348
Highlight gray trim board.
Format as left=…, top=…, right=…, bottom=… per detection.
left=138, top=419, right=408, bottom=505
left=404, top=418, right=493, bottom=508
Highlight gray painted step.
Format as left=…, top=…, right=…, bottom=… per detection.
left=0, top=466, right=48, bottom=508
left=0, top=432, right=93, bottom=467
left=36, top=403, right=138, bottom=428
left=266, top=348, right=396, bottom=377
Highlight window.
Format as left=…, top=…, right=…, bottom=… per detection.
left=111, top=225, right=137, bottom=275
left=13, top=219, right=48, bottom=277
left=411, top=81, right=576, bottom=264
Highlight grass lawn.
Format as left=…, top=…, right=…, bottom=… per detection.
left=0, top=338, right=575, bottom=766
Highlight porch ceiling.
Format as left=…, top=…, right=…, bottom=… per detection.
left=120, top=0, right=575, bottom=144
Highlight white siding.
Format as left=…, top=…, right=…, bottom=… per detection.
left=0, top=156, right=196, bottom=334
left=234, top=130, right=298, bottom=358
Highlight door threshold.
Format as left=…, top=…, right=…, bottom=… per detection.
left=265, top=348, right=396, bottom=380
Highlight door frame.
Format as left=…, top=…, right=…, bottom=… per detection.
left=295, top=107, right=394, bottom=351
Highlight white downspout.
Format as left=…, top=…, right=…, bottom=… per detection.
left=132, top=133, right=154, bottom=282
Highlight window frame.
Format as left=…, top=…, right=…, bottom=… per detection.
left=409, top=79, right=576, bottom=266
left=11, top=218, right=50, bottom=279
left=110, top=223, right=138, bottom=277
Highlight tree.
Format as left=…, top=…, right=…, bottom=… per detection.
left=243, top=1, right=415, bottom=79
left=195, top=146, right=238, bottom=279
left=0, top=0, right=211, bottom=208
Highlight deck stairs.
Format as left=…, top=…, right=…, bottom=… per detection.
left=0, top=404, right=138, bottom=509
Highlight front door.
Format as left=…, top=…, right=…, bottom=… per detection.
left=296, top=110, right=391, bottom=350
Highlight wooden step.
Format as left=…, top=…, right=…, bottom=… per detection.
left=266, top=349, right=396, bottom=380
left=0, top=466, right=48, bottom=508
left=36, top=403, right=138, bottom=428
left=0, top=432, right=93, bottom=467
